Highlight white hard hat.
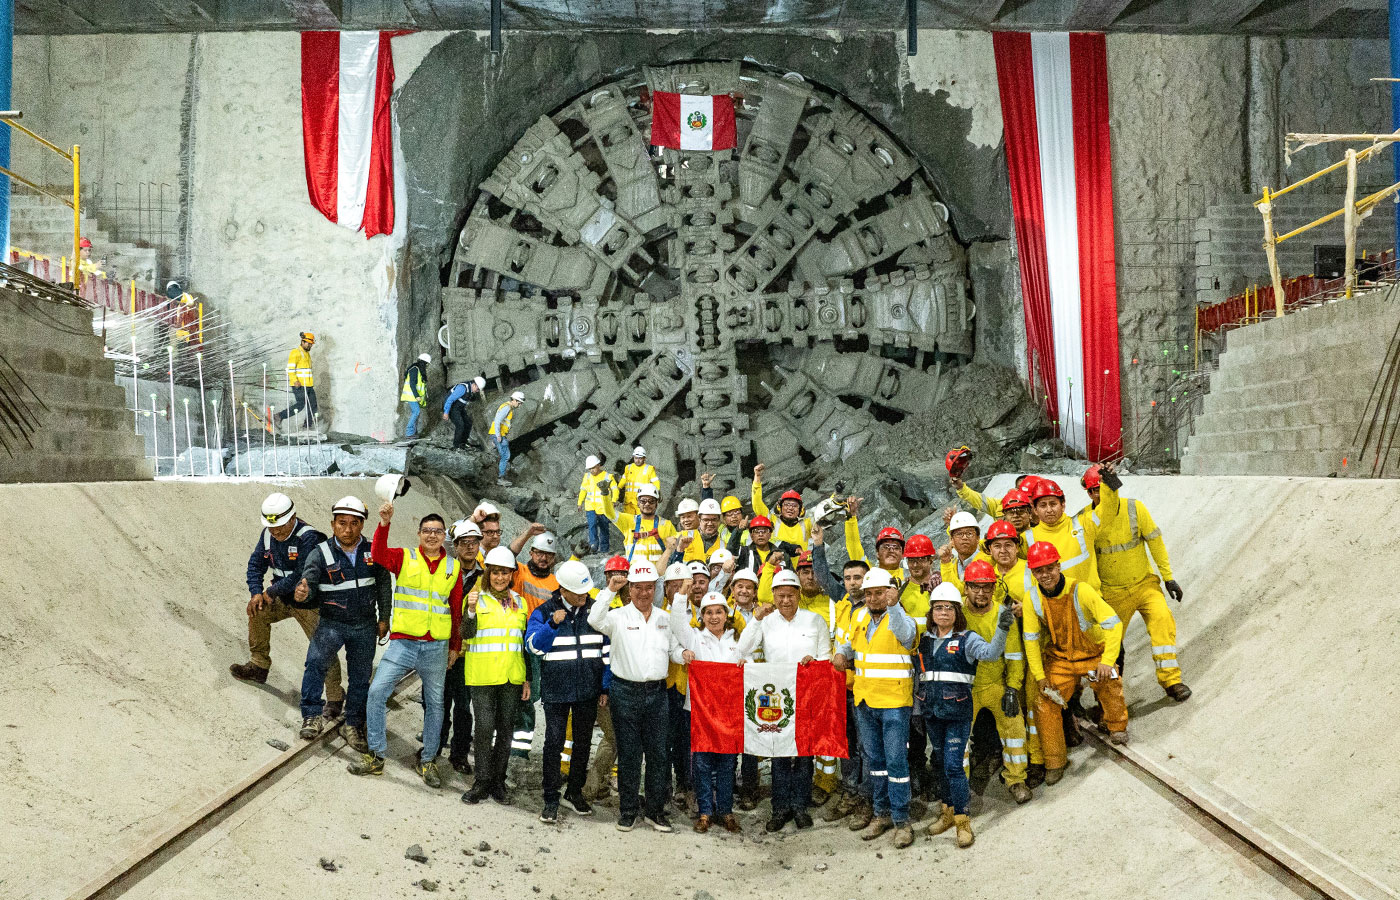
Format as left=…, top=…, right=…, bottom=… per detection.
left=474, top=501, right=499, bottom=518
left=629, top=560, right=659, bottom=583
left=450, top=519, right=482, bottom=541
left=511, top=390, right=526, bottom=402
left=484, top=546, right=517, bottom=569
left=331, top=496, right=369, bottom=520
left=698, top=498, right=722, bottom=516
left=688, top=561, right=709, bottom=577
left=556, top=559, right=594, bottom=594
left=530, top=532, right=558, bottom=555
left=664, top=562, right=690, bottom=582
left=709, top=547, right=733, bottom=567
left=930, top=582, right=964, bottom=605
left=676, top=498, right=700, bottom=516
left=473, top=376, right=486, bottom=391
left=375, top=473, right=411, bottom=502
left=947, top=511, right=980, bottom=535
left=260, top=492, right=295, bottom=527
left=632, top=446, right=647, bottom=458
left=732, top=567, right=758, bottom=585
left=771, top=569, right=802, bottom=590
left=861, top=568, right=894, bottom=590
left=418, top=353, right=431, bottom=363
left=699, top=591, right=730, bottom=612
left=584, top=454, right=601, bottom=469
left=636, top=484, right=659, bottom=499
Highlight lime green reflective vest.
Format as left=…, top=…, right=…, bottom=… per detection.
left=464, top=591, right=527, bottom=686
left=390, top=549, right=457, bottom=640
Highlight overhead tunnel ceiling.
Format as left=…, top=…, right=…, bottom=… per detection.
left=13, top=0, right=1390, bottom=38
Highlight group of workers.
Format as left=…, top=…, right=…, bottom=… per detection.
left=231, top=449, right=1189, bottom=849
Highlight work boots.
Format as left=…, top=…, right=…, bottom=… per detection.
left=299, top=716, right=323, bottom=739
left=954, top=814, right=974, bottom=848
left=347, top=753, right=385, bottom=776
left=926, top=803, right=956, bottom=836
left=860, top=816, right=893, bottom=841
left=1109, top=730, right=1130, bottom=746
left=847, top=798, right=874, bottom=831
left=1166, top=683, right=1193, bottom=703
left=1007, top=781, right=1033, bottom=804
left=229, top=662, right=269, bottom=684
left=891, top=824, right=915, bottom=849
left=418, top=759, right=442, bottom=789
left=1026, top=763, right=1046, bottom=788
left=324, top=699, right=344, bottom=720
left=340, top=723, right=369, bottom=754
left=823, top=791, right=858, bottom=822
left=1044, top=766, right=1066, bottom=785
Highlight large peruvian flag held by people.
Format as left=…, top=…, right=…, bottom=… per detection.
left=688, top=661, right=847, bottom=757
left=650, top=91, right=737, bottom=152
left=994, top=32, right=1122, bottom=460
left=301, top=31, right=398, bottom=238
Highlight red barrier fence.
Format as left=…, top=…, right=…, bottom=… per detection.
left=1196, top=250, right=1397, bottom=336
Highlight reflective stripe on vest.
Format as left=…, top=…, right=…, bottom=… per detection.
left=263, top=523, right=315, bottom=578
left=1100, top=500, right=1163, bottom=556
left=489, top=402, right=514, bottom=436
left=851, top=607, right=913, bottom=705
left=463, top=592, right=527, bottom=686
left=918, top=671, right=974, bottom=683
left=390, top=549, right=457, bottom=639
left=314, top=541, right=377, bottom=592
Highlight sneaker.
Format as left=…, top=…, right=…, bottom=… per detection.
left=765, top=810, right=794, bottom=833
left=491, top=784, right=510, bottom=805
left=347, top=753, right=385, bottom=776
left=794, top=812, right=814, bottom=829
left=419, top=759, right=442, bottom=789
left=462, top=782, right=490, bottom=805
left=229, top=662, right=269, bottom=684
left=616, top=814, right=636, bottom=832
left=299, top=716, right=323, bottom=740
left=324, top=699, right=344, bottom=720
left=496, top=478, right=512, bottom=487
left=539, top=803, right=559, bottom=824
left=561, top=793, right=593, bottom=816
left=645, top=813, right=674, bottom=833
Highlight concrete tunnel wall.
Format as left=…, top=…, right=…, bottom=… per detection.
left=7, top=30, right=1390, bottom=454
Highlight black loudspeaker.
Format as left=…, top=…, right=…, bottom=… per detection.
left=1314, top=245, right=1346, bottom=279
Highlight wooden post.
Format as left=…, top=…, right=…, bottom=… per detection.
left=1343, top=148, right=1359, bottom=298
left=1260, top=186, right=1287, bottom=317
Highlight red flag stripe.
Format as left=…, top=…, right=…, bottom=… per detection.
left=650, top=91, right=682, bottom=149
left=794, top=661, right=848, bottom=758
left=301, top=31, right=340, bottom=223
left=361, top=31, right=396, bottom=237
left=711, top=98, right=736, bottom=150
left=687, top=660, right=745, bottom=755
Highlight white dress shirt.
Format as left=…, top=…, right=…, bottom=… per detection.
left=670, top=624, right=743, bottom=710
left=736, top=607, right=831, bottom=664
left=587, top=588, right=677, bottom=682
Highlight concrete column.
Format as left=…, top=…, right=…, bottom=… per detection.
left=1247, top=37, right=1283, bottom=194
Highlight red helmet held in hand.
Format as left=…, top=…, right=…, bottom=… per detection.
left=1081, top=464, right=1104, bottom=490
left=945, top=445, right=973, bottom=479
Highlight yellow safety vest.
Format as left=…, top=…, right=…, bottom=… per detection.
left=488, top=401, right=514, bottom=437
left=400, top=367, right=426, bottom=404
left=851, top=606, right=913, bottom=709
left=286, top=347, right=314, bottom=387
left=390, top=549, right=458, bottom=640
left=463, top=591, right=527, bottom=686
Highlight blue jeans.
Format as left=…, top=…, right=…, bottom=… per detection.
left=403, top=401, right=422, bottom=437
left=855, top=702, right=912, bottom=825
left=924, top=714, right=974, bottom=814
left=694, top=751, right=737, bottom=816
left=367, top=638, right=449, bottom=761
left=301, top=618, right=376, bottom=727
left=494, top=436, right=510, bottom=478
left=667, top=687, right=691, bottom=793
left=772, top=756, right=813, bottom=814
left=586, top=510, right=609, bottom=552
left=610, top=677, right=670, bottom=820
left=840, top=692, right=871, bottom=799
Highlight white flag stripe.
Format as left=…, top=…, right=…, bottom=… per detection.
left=742, top=662, right=799, bottom=757
left=678, top=93, right=715, bottom=151
left=1030, top=31, right=1087, bottom=453
left=336, top=32, right=380, bottom=228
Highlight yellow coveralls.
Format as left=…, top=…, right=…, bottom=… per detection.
left=681, top=529, right=726, bottom=564
left=577, top=470, right=619, bottom=513
left=619, top=462, right=660, bottom=516
left=1092, top=484, right=1182, bottom=688
left=751, top=481, right=813, bottom=549
left=962, top=598, right=1028, bottom=786
left=286, top=346, right=314, bottom=387
left=993, top=561, right=1042, bottom=766
left=1027, top=508, right=1100, bottom=591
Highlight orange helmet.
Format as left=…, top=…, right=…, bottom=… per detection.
left=903, top=535, right=935, bottom=559
left=1030, top=479, right=1064, bottom=502
left=1081, top=464, right=1104, bottom=490
left=1026, top=541, right=1060, bottom=569
left=876, top=526, right=905, bottom=546
left=963, top=560, right=997, bottom=584
left=1000, top=489, right=1031, bottom=511
left=984, top=520, right=1019, bottom=545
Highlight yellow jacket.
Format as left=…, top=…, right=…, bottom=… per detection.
left=1027, top=509, right=1099, bottom=591
left=957, top=481, right=1002, bottom=517
left=682, top=529, right=725, bottom=564
left=898, top=578, right=931, bottom=638
left=752, top=481, right=812, bottom=549
left=620, top=462, right=660, bottom=514
left=937, top=549, right=994, bottom=596
left=577, top=470, right=619, bottom=514
left=964, top=599, right=1025, bottom=691
left=843, top=515, right=905, bottom=583
left=1021, top=578, right=1123, bottom=683
left=1092, top=484, right=1174, bottom=593
left=995, top=559, right=1029, bottom=611
left=286, top=347, right=313, bottom=387
left=606, top=501, right=677, bottom=567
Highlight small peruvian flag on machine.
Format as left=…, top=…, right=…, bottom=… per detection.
left=688, top=661, right=847, bottom=758
left=650, top=91, right=737, bottom=151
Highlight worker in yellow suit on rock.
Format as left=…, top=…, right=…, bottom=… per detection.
left=274, top=331, right=319, bottom=431
left=1026, top=478, right=1099, bottom=591
left=577, top=455, right=619, bottom=554
left=750, top=463, right=813, bottom=550
left=960, top=560, right=1032, bottom=805
left=619, top=446, right=660, bottom=516
left=1082, top=464, right=1191, bottom=703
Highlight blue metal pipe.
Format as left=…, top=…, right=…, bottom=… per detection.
left=0, top=0, right=12, bottom=262
left=1393, top=0, right=1399, bottom=251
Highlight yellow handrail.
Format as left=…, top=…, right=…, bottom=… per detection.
left=0, top=116, right=80, bottom=287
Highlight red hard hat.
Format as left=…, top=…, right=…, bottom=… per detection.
left=1030, top=478, right=1064, bottom=502
left=749, top=515, right=773, bottom=530
left=945, top=445, right=973, bottom=478
left=1000, top=489, right=1031, bottom=511
left=876, top=526, right=906, bottom=546
left=963, top=560, right=997, bottom=584
left=903, top=534, right=935, bottom=559
left=795, top=550, right=814, bottom=568
left=984, top=520, right=1019, bottom=545
left=604, top=555, right=629, bottom=573
left=80, top=238, right=93, bottom=249
left=1018, top=475, right=1043, bottom=496
left=779, top=489, right=802, bottom=504
left=1026, top=541, right=1061, bottom=569
left=1081, top=464, right=1104, bottom=490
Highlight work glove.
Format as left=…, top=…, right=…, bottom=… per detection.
left=1001, top=687, right=1020, bottom=717
left=1101, top=468, right=1123, bottom=491
left=997, top=606, right=1015, bottom=631
left=1164, top=580, right=1184, bottom=602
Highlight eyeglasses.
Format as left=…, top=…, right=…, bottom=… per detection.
left=420, top=528, right=446, bottom=536
left=482, top=529, right=501, bottom=535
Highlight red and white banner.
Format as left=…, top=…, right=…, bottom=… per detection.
left=688, top=660, right=846, bottom=758
left=301, top=31, right=398, bottom=238
left=650, top=92, right=737, bottom=151
left=994, top=31, right=1122, bottom=460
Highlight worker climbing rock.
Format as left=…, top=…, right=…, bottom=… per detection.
left=577, top=455, right=619, bottom=553
left=441, top=376, right=486, bottom=451
left=489, top=390, right=525, bottom=486
left=1083, top=464, right=1191, bottom=702
left=619, top=446, right=660, bottom=516
left=749, top=462, right=813, bottom=549
left=1021, top=541, right=1127, bottom=783
left=960, top=560, right=1032, bottom=804
left=273, top=331, right=319, bottom=433
left=231, top=493, right=344, bottom=720
left=400, top=353, right=430, bottom=440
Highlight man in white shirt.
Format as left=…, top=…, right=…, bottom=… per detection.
left=737, top=569, right=832, bottom=832
left=588, top=559, right=679, bottom=833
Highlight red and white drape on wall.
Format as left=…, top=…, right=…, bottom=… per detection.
left=301, top=31, right=399, bottom=238
left=994, top=31, right=1122, bottom=460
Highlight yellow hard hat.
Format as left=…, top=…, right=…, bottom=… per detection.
left=300, top=331, right=316, bottom=344
left=720, top=496, right=743, bottom=513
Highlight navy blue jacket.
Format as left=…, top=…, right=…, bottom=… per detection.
left=525, top=593, right=611, bottom=703
left=246, top=519, right=325, bottom=608
left=299, top=537, right=391, bottom=627
left=915, top=627, right=1008, bottom=721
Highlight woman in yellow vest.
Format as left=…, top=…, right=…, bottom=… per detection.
left=462, top=545, right=531, bottom=805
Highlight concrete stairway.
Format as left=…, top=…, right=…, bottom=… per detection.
left=0, top=290, right=153, bottom=482
left=1182, top=284, right=1400, bottom=476
left=9, top=192, right=159, bottom=289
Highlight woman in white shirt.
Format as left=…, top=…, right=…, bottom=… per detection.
left=672, top=591, right=745, bottom=834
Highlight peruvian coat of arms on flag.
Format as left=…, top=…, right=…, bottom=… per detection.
left=689, top=661, right=846, bottom=758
